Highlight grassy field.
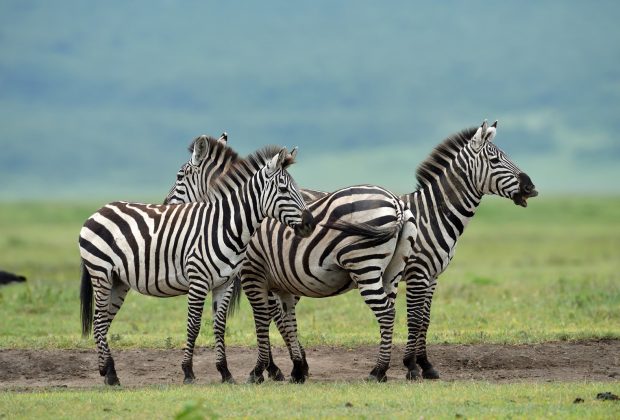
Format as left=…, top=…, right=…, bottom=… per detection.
left=1, top=196, right=619, bottom=418
left=1, top=382, right=619, bottom=419
left=0, top=196, right=618, bottom=349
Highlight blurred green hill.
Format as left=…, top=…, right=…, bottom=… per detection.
left=1, top=1, right=619, bottom=199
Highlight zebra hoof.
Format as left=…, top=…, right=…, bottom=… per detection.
left=104, top=375, right=121, bottom=386
left=221, top=375, right=236, bottom=384
left=183, top=376, right=195, bottom=385
left=367, top=370, right=388, bottom=383
left=422, top=367, right=440, bottom=380
left=406, top=369, right=422, bottom=381
left=268, top=369, right=286, bottom=382
left=289, top=374, right=306, bottom=384
left=247, top=372, right=265, bottom=384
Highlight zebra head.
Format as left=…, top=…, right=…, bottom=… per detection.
left=163, top=132, right=230, bottom=204
left=261, top=147, right=315, bottom=237
left=469, top=120, right=538, bottom=207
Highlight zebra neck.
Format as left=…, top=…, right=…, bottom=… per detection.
left=409, top=177, right=482, bottom=239
left=235, top=181, right=268, bottom=243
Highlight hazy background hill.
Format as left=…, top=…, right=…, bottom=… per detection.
left=1, top=0, right=619, bottom=200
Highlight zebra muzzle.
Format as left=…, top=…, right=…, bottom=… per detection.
left=293, top=210, right=316, bottom=238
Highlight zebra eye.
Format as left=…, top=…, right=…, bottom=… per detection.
left=279, top=186, right=287, bottom=193
left=489, top=156, right=500, bottom=164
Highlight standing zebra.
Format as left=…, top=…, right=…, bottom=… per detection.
left=79, top=141, right=315, bottom=385
left=400, top=120, right=537, bottom=380
left=164, top=136, right=417, bottom=383
left=244, top=120, right=538, bottom=381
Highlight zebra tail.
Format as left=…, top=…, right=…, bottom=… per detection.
left=80, top=260, right=93, bottom=337
left=321, top=220, right=400, bottom=242
left=322, top=200, right=406, bottom=242
left=227, top=275, right=242, bottom=318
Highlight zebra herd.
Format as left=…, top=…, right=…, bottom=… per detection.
left=79, top=120, right=538, bottom=385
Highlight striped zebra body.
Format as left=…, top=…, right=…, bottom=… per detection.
left=79, top=142, right=314, bottom=385
left=241, top=185, right=417, bottom=383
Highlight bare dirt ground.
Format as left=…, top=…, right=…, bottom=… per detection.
left=1, top=340, right=619, bottom=389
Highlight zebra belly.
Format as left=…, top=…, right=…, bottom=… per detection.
left=268, top=266, right=354, bottom=298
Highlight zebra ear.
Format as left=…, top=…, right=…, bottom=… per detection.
left=485, top=121, right=498, bottom=142
left=266, top=148, right=288, bottom=175
left=191, top=136, right=209, bottom=165
left=471, top=120, right=489, bottom=151
left=218, top=132, right=228, bottom=145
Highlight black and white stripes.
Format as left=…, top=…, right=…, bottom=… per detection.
left=79, top=140, right=314, bottom=385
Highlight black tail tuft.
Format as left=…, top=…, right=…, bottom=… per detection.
left=227, top=275, right=242, bottom=318
left=80, top=260, right=93, bottom=337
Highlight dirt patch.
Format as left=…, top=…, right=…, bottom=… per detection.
left=1, top=340, right=619, bottom=389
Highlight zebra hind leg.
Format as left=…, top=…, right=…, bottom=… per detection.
left=92, top=276, right=128, bottom=386
left=352, top=273, right=395, bottom=382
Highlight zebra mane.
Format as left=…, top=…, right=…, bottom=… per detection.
left=206, top=144, right=293, bottom=199
left=415, top=127, right=478, bottom=188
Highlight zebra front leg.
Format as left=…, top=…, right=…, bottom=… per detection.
left=181, top=281, right=210, bottom=384
left=212, top=282, right=235, bottom=383
left=416, top=277, right=440, bottom=379
left=269, top=293, right=308, bottom=381
left=244, top=284, right=272, bottom=384
left=277, top=293, right=306, bottom=383
left=402, top=271, right=430, bottom=380
left=266, top=291, right=286, bottom=381
left=353, top=273, right=396, bottom=382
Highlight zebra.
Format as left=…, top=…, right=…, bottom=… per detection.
left=164, top=136, right=418, bottom=383
left=79, top=140, right=316, bottom=385
left=257, top=120, right=538, bottom=381
left=400, top=120, right=537, bottom=380
left=240, top=186, right=417, bottom=383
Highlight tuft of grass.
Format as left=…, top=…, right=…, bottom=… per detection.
left=0, top=196, right=619, bottom=349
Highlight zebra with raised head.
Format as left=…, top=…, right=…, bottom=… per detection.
left=79, top=140, right=315, bottom=386
left=400, top=120, right=537, bottom=380
left=164, top=137, right=417, bottom=383
left=248, top=120, right=538, bottom=381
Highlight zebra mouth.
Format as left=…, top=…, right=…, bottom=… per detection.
left=512, top=189, right=538, bottom=208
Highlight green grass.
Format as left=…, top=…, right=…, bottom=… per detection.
left=1, top=382, right=619, bottom=419
left=0, top=196, right=619, bottom=349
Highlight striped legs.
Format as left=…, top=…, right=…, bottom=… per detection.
left=245, top=283, right=272, bottom=384
left=212, top=282, right=235, bottom=383
left=267, top=293, right=308, bottom=381
left=92, top=275, right=129, bottom=386
left=275, top=293, right=307, bottom=383
left=350, top=270, right=396, bottom=382
left=181, top=278, right=211, bottom=384
left=402, top=268, right=439, bottom=380
left=415, top=277, right=439, bottom=379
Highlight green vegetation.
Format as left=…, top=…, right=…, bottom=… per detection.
left=0, top=196, right=618, bottom=349
left=1, top=382, right=619, bottom=419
